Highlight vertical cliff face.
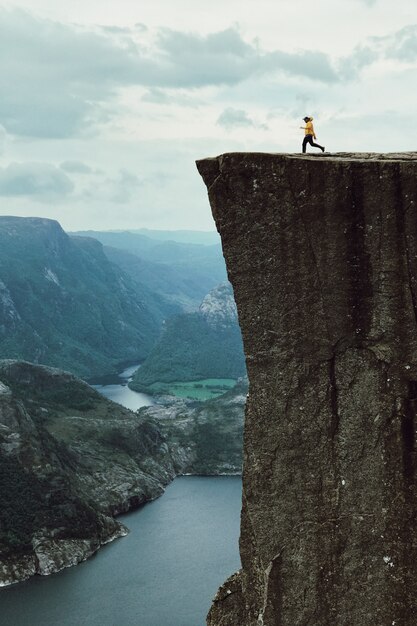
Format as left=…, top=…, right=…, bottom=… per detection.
left=197, top=153, right=417, bottom=626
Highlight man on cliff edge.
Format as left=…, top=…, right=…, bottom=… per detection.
left=300, top=116, right=325, bottom=153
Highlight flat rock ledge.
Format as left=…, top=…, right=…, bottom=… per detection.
left=198, top=152, right=417, bottom=626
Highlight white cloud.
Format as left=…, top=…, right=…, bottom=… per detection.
left=0, top=2, right=415, bottom=230
left=217, top=108, right=256, bottom=129
left=0, top=126, right=7, bottom=156
left=82, top=168, right=142, bottom=204
left=60, top=160, right=93, bottom=174
left=0, top=163, right=74, bottom=200
left=0, top=9, right=340, bottom=139
left=217, top=108, right=268, bottom=131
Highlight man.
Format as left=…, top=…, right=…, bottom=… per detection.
left=300, top=116, right=325, bottom=153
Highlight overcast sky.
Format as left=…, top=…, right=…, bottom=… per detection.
left=0, top=0, right=416, bottom=231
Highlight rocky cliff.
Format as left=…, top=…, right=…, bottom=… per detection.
left=197, top=152, right=417, bottom=626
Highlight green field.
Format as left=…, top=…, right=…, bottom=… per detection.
left=148, top=379, right=237, bottom=400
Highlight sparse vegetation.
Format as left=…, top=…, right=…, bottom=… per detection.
left=145, top=378, right=237, bottom=400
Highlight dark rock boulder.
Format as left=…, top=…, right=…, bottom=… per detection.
left=197, top=152, right=417, bottom=625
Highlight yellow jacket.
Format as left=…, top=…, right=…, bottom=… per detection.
left=304, top=118, right=316, bottom=138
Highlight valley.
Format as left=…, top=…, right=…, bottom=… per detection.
left=0, top=219, right=246, bottom=626
left=142, top=378, right=237, bottom=400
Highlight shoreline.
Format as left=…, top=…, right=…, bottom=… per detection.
left=0, top=474, right=242, bottom=588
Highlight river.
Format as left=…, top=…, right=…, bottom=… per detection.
left=92, top=364, right=155, bottom=411
left=0, top=366, right=242, bottom=625
left=0, top=477, right=242, bottom=626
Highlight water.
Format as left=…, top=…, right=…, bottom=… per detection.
left=92, top=364, right=154, bottom=411
left=0, top=476, right=242, bottom=626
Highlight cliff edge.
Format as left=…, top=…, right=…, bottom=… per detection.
left=197, top=152, right=417, bottom=626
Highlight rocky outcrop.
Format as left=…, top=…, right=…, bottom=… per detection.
left=139, top=379, right=246, bottom=474
left=197, top=153, right=417, bottom=625
left=199, top=283, right=238, bottom=328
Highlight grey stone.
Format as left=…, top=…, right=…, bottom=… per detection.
left=197, top=152, right=417, bottom=626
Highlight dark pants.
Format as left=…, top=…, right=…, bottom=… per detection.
left=302, top=134, right=324, bottom=153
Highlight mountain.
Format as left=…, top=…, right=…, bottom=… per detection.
left=0, top=217, right=169, bottom=377
left=0, top=359, right=245, bottom=586
left=139, top=379, right=246, bottom=475
left=72, top=229, right=227, bottom=305
left=131, top=229, right=220, bottom=246
left=103, top=246, right=208, bottom=311
left=129, top=283, right=246, bottom=393
left=0, top=359, right=182, bottom=586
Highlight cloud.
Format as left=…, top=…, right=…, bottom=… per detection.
left=217, top=107, right=265, bottom=130
left=0, top=163, right=74, bottom=200
left=100, top=25, right=132, bottom=35
left=268, top=50, right=338, bottom=83
left=0, top=9, right=121, bottom=137
left=0, top=9, right=339, bottom=139
left=60, top=160, right=93, bottom=174
left=83, top=168, right=141, bottom=204
left=154, top=27, right=259, bottom=86
left=141, top=88, right=172, bottom=104
left=141, top=87, right=201, bottom=107
left=2, top=7, right=412, bottom=143
left=339, top=25, right=417, bottom=77
left=154, top=27, right=339, bottom=87
left=109, top=169, right=141, bottom=203
left=384, top=25, right=417, bottom=62
left=0, top=126, right=6, bottom=155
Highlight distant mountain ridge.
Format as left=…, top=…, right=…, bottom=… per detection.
left=103, top=246, right=212, bottom=312
left=124, top=228, right=220, bottom=246
left=0, top=217, right=172, bottom=377
left=72, top=229, right=227, bottom=307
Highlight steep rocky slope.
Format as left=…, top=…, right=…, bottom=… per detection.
left=130, top=283, right=246, bottom=392
left=0, top=360, right=180, bottom=586
left=0, top=217, right=167, bottom=377
left=198, top=152, right=417, bottom=626
left=139, top=379, right=246, bottom=475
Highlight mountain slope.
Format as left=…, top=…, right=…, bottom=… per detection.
left=0, top=359, right=180, bottom=586
left=73, top=229, right=227, bottom=304
left=130, top=283, right=246, bottom=391
left=0, top=217, right=166, bottom=377
left=103, top=246, right=204, bottom=311
left=0, top=359, right=245, bottom=586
